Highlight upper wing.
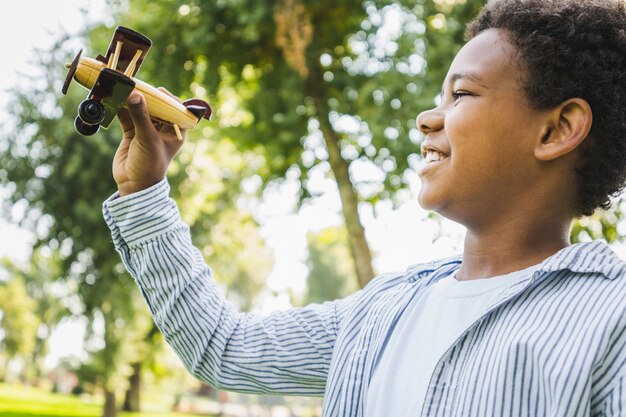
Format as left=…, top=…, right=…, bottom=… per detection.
left=96, top=26, right=152, bottom=78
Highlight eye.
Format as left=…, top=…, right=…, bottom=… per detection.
left=452, top=90, right=471, bottom=101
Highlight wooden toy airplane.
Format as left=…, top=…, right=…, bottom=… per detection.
left=62, top=26, right=211, bottom=139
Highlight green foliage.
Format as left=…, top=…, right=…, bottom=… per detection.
left=0, top=35, right=155, bottom=395
left=304, top=227, right=358, bottom=304
left=0, top=250, right=68, bottom=380
left=0, top=21, right=272, bottom=414
left=110, top=0, right=485, bottom=205
left=0, top=277, right=38, bottom=362
left=571, top=204, right=625, bottom=244
left=170, top=137, right=274, bottom=311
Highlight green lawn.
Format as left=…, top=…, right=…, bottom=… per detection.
left=0, top=384, right=209, bottom=417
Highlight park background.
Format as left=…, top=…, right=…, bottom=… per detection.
left=1, top=0, right=626, bottom=416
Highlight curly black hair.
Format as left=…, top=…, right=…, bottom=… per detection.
left=466, top=0, right=626, bottom=216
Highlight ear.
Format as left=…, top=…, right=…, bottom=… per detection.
left=534, top=98, right=593, bottom=161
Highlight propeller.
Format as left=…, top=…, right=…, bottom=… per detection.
left=62, top=49, right=82, bottom=95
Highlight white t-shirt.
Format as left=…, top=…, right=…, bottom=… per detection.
left=365, top=263, right=540, bottom=417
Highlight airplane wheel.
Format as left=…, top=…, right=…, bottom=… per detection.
left=74, top=116, right=100, bottom=136
left=77, top=99, right=105, bottom=125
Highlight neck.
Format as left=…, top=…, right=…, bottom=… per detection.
left=456, top=214, right=572, bottom=281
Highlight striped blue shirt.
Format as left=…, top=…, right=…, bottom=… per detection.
left=103, top=180, right=626, bottom=416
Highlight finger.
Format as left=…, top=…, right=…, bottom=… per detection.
left=127, top=91, right=158, bottom=140
left=158, top=87, right=183, bottom=103
left=161, top=122, right=188, bottom=136
left=159, top=123, right=174, bottom=134
left=117, top=108, right=135, bottom=136
left=116, top=135, right=132, bottom=158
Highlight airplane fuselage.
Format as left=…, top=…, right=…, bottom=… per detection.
left=74, top=57, right=199, bottom=130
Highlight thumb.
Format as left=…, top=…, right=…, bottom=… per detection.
left=127, top=91, right=156, bottom=138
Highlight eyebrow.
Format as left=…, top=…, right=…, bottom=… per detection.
left=440, top=71, right=489, bottom=97
left=450, top=72, right=488, bottom=86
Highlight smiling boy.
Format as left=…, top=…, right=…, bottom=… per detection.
left=103, top=0, right=626, bottom=415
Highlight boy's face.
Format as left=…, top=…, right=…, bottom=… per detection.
left=416, top=29, right=549, bottom=227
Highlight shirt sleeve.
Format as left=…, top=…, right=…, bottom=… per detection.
left=102, top=180, right=359, bottom=396
left=592, top=302, right=626, bottom=416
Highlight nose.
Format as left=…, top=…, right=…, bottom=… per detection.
left=416, top=107, right=444, bottom=135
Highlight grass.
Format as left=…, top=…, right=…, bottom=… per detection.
left=0, top=384, right=209, bottom=417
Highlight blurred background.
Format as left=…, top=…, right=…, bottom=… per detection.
left=1, top=0, right=626, bottom=416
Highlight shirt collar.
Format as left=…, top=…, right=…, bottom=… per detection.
left=536, top=240, right=625, bottom=280
left=405, top=241, right=625, bottom=283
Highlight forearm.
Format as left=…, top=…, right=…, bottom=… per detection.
left=103, top=180, right=344, bottom=395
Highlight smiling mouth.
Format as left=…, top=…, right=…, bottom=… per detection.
left=422, top=148, right=450, bottom=163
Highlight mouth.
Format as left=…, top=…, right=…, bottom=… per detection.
left=422, top=146, right=450, bottom=163
left=419, top=147, right=450, bottom=176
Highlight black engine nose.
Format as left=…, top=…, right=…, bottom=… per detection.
left=77, top=99, right=105, bottom=125
left=85, top=103, right=100, bottom=117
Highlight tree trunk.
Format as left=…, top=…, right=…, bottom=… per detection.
left=122, top=362, right=141, bottom=412
left=309, top=76, right=375, bottom=288
left=103, top=389, right=117, bottom=417
left=122, top=324, right=160, bottom=412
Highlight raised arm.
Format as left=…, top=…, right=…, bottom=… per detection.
left=104, top=92, right=359, bottom=394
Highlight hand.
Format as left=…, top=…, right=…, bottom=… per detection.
left=113, top=88, right=187, bottom=196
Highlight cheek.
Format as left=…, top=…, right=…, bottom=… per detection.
left=445, top=109, right=495, bottom=163
left=445, top=104, right=491, bottom=142
left=446, top=104, right=527, bottom=162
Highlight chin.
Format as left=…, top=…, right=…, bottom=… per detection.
left=417, top=188, right=443, bottom=211
left=418, top=189, right=459, bottom=222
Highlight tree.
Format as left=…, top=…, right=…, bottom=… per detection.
left=0, top=250, right=67, bottom=383
left=0, top=29, right=272, bottom=416
left=570, top=203, right=626, bottom=244
left=110, top=0, right=486, bottom=288
left=304, top=227, right=358, bottom=305
left=0, top=275, right=38, bottom=381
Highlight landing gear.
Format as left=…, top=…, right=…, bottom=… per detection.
left=74, top=116, right=100, bottom=136
left=74, top=99, right=105, bottom=136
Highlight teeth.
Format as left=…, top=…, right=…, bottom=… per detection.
left=424, top=150, right=446, bottom=162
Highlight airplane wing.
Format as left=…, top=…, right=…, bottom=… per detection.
left=91, top=68, right=136, bottom=129
left=96, top=26, right=152, bottom=77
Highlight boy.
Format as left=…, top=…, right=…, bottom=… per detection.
left=103, top=0, right=626, bottom=415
